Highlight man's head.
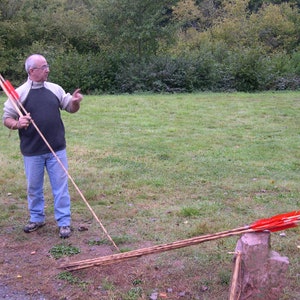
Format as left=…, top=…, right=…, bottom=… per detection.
left=25, top=54, right=50, bottom=82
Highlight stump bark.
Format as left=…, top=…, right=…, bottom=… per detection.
left=229, top=232, right=289, bottom=300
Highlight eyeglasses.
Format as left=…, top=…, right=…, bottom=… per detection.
left=33, top=64, right=50, bottom=70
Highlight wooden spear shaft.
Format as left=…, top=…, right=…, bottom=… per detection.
left=60, top=210, right=300, bottom=271
left=60, top=226, right=254, bottom=271
left=229, top=251, right=242, bottom=300
left=0, top=76, right=120, bottom=252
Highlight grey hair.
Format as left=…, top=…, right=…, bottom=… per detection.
left=25, top=54, right=45, bottom=73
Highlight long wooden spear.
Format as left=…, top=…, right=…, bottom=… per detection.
left=59, top=210, right=300, bottom=271
left=0, top=75, right=120, bottom=252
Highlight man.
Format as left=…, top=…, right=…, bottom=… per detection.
left=2, top=54, right=83, bottom=238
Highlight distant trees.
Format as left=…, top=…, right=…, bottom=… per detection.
left=0, top=0, right=299, bottom=93
left=169, top=0, right=300, bottom=91
left=93, top=0, right=177, bottom=58
left=0, top=0, right=95, bottom=83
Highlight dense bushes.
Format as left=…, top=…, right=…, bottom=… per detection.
left=6, top=47, right=300, bottom=94
left=47, top=48, right=299, bottom=94
left=1, top=0, right=300, bottom=93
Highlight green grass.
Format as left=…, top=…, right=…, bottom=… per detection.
left=64, top=92, right=300, bottom=236
left=49, top=243, right=81, bottom=259
left=57, top=271, right=89, bottom=290
left=1, top=91, right=300, bottom=299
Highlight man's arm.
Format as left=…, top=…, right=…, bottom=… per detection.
left=3, top=114, right=31, bottom=130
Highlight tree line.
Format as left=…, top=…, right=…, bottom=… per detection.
left=0, top=0, right=299, bottom=93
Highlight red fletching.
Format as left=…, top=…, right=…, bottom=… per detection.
left=250, top=210, right=300, bottom=232
left=268, top=224, right=298, bottom=232
left=0, top=74, right=23, bottom=117
left=4, top=80, right=19, bottom=101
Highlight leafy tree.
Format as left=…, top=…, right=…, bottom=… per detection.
left=0, top=0, right=97, bottom=84
left=172, top=0, right=204, bottom=31
left=248, top=0, right=300, bottom=11
left=14, top=0, right=96, bottom=52
left=209, top=0, right=252, bottom=48
left=250, top=3, right=300, bottom=53
left=93, top=0, right=177, bottom=58
left=172, top=0, right=224, bottom=32
left=0, top=0, right=299, bottom=92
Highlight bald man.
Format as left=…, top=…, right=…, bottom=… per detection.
left=3, top=54, right=83, bottom=238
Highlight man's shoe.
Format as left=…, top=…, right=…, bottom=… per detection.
left=59, top=226, right=71, bottom=239
left=23, top=221, right=46, bottom=233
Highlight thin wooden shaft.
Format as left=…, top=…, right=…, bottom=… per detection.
left=0, top=76, right=120, bottom=252
left=229, top=251, right=242, bottom=300
left=19, top=100, right=120, bottom=252
left=60, top=227, right=253, bottom=271
left=28, top=117, right=120, bottom=252
left=61, top=211, right=300, bottom=271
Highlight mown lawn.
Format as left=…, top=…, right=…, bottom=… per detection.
left=0, top=92, right=299, bottom=299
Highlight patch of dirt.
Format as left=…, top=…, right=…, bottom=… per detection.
left=0, top=220, right=216, bottom=300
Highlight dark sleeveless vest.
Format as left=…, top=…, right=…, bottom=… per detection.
left=19, top=87, right=66, bottom=156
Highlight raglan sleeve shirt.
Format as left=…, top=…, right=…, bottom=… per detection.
left=2, top=78, right=74, bottom=156
left=2, top=78, right=73, bottom=121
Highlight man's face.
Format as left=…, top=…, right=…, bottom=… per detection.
left=29, top=57, right=50, bottom=82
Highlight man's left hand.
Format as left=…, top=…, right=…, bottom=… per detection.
left=72, top=88, right=83, bottom=104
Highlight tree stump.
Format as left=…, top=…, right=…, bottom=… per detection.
left=229, top=232, right=289, bottom=300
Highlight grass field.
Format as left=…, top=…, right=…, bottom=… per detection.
left=0, top=92, right=299, bottom=299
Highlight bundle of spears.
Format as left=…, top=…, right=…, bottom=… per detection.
left=60, top=210, right=300, bottom=271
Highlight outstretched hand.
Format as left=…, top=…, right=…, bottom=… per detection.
left=72, top=88, right=83, bottom=104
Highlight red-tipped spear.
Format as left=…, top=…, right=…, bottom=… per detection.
left=250, top=210, right=300, bottom=232
left=0, top=74, right=120, bottom=252
left=59, top=210, right=300, bottom=271
left=2, top=78, right=20, bottom=101
left=0, top=75, right=23, bottom=116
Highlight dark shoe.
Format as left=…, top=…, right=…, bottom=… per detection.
left=59, top=226, right=71, bottom=239
left=23, top=221, right=45, bottom=233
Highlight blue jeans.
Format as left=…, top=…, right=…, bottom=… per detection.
left=23, top=149, right=71, bottom=227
